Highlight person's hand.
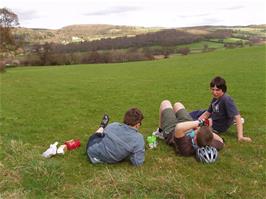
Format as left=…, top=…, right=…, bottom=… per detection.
left=198, top=119, right=210, bottom=127
left=207, top=118, right=212, bottom=127
left=238, top=136, right=252, bottom=142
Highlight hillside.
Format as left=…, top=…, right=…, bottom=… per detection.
left=14, top=24, right=161, bottom=44
left=13, top=24, right=266, bottom=45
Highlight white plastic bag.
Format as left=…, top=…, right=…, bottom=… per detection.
left=42, top=142, right=58, bottom=158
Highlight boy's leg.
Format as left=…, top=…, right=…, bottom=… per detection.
left=86, top=114, right=109, bottom=153
left=173, top=102, right=185, bottom=113
left=95, top=114, right=110, bottom=137
left=159, top=100, right=173, bottom=129
left=86, top=133, right=104, bottom=163
left=159, top=100, right=177, bottom=143
left=171, top=102, right=196, bottom=156
left=85, top=132, right=104, bottom=161
left=99, top=114, right=109, bottom=128
left=173, top=102, right=193, bottom=123
left=87, top=133, right=103, bottom=148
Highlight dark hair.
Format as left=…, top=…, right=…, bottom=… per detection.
left=196, top=126, right=213, bottom=147
left=210, top=76, right=227, bottom=92
left=123, top=108, right=144, bottom=126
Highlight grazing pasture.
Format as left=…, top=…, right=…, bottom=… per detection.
left=0, top=45, right=265, bottom=198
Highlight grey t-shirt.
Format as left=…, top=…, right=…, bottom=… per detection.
left=208, top=94, right=239, bottom=132
left=88, top=122, right=145, bottom=166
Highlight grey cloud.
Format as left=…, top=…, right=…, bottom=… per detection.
left=84, top=6, right=139, bottom=16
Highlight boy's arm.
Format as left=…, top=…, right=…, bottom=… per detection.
left=130, top=137, right=145, bottom=166
left=235, top=114, right=252, bottom=142
left=198, top=111, right=213, bottom=127
left=212, top=132, right=224, bottom=143
left=198, top=111, right=211, bottom=120
left=175, top=120, right=201, bottom=138
left=130, top=149, right=145, bottom=166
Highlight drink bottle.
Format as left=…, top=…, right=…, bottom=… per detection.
left=147, top=135, right=157, bottom=149
left=64, top=139, right=81, bottom=150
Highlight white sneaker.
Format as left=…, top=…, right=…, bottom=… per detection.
left=42, top=142, right=58, bottom=158
left=152, top=128, right=165, bottom=140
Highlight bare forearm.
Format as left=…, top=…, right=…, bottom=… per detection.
left=235, top=115, right=244, bottom=139
left=212, top=132, right=224, bottom=143
left=199, top=111, right=211, bottom=120
left=175, top=121, right=199, bottom=138
left=235, top=115, right=252, bottom=142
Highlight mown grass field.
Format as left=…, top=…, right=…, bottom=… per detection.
left=0, top=45, right=265, bottom=198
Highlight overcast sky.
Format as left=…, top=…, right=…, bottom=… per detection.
left=1, top=0, right=265, bottom=29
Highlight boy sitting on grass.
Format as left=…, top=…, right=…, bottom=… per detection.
left=189, top=76, right=252, bottom=142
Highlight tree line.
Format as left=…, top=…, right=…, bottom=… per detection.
left=34, top=28, right=232, bottom=54
left=17, top=28, right=231, bottom=66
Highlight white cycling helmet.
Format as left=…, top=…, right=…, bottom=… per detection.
left=196, top=146, right=218, bottom=163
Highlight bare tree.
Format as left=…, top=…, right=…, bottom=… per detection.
left=0, top=7, right=19, bottom=51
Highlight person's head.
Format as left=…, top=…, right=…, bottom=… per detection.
left=210, top=76, right=226, bottom=98
left=196, top=126, right=213, bottom=147
left=123, top=108, right=144, bottom=128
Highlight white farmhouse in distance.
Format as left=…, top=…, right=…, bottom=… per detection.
left=71, top=36, right=84, bottom=42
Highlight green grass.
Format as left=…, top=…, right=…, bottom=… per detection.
left=1, top=45, right=266, bottom=198
left=223, top=37, right=248, bottom=44
left=177, top=41, right=224, bottom=49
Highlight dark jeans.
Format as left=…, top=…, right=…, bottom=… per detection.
left=86, top=133, right=104, bottom=152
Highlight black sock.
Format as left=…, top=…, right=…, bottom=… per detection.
left=96, top=132, right=105, bottom=137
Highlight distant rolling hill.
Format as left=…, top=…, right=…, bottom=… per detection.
left=14, top=24, right=161, bottom=44
left=13, top=24, right=266, bottom=45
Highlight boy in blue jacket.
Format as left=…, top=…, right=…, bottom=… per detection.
left=86, top=108, right=145, bottom=166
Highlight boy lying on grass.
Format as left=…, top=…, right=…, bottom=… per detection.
left=86, top=108, right=145, bottom=166
left=153, top=100, right=224, bottom=162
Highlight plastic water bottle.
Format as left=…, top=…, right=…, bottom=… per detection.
left=147, top=135, right=157, bottom=149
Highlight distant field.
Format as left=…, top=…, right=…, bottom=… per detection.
left=0, top=45, right=265, bottom=198
left=223, top=37, right=249, bottom=43
left=231, top=26, right=266, bottom=38
left=177, top=41, right=224, bottom=49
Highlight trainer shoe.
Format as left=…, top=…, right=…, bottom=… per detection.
left=152, top=128, right=165, bottom=140
left=99, top=114, right=109, bottom=128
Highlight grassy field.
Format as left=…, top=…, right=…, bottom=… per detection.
left=223, top=38, right=249, bottom=44
left=0, top=45, right=265, bottom=198
left=177, top=41, right=224, bottom=49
